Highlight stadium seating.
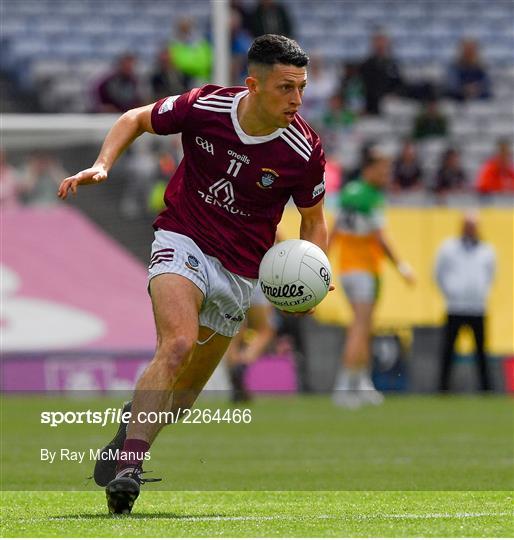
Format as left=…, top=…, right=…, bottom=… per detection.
left=1, top=0, right=512, bottom=184
left=2, top=0, right=512, bottom=105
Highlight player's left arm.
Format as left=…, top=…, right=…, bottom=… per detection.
left=297, top=199, right=329, bottom=253
left=283, top=200, right=332, bottom=317
left=327, top=211, right=344, bottom=250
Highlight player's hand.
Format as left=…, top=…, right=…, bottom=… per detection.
left=397, top=262, right=416, bottom=285
left=282, top=284, right=335, bottom=317
left=57, top=165, right=108, bottom=199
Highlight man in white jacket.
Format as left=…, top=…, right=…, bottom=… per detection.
left=435, top=211, right=496, bottom=392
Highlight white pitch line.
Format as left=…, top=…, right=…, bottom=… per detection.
left=170, top=516, right=277, bottom=522
left=378, top=512, right=513, bottom=520
left=15, top=511, right=512, bottom=524
left=185, top=513, right=511, bottom=522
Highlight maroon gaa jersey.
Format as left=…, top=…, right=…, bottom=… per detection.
left=151, top=84, right=326, bottom=278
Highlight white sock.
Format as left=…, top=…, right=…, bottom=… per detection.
left=358, top=371, right=377, bottom=392
left=334, top=367, right=365, bottom=391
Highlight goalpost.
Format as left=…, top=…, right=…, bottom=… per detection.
left=211, top=0, right=230, bottom=87
left=2, top=0, right=231, bottom=149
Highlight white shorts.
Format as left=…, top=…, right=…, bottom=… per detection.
left=250, top=284, right=270, bottom=306
left=340, top=271, right=380, bottom=303
left=148, top=230, right=257, bottom=337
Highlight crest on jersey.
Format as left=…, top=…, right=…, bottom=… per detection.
left=257, top=168, right=279, bottom=189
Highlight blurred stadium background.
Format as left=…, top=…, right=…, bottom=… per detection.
left=1, top=0, right=513, bottom=395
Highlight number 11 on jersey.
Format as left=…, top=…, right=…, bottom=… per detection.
left=227, top=159, right=242, bottom=177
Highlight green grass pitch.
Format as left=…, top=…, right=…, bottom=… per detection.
left=1, top=394, right=512, bottom=537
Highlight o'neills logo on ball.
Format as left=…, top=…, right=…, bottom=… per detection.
left=261, top=282, right=305, bottom=298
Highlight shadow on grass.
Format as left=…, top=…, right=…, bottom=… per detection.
left=52, top=513, right=229, bottom=520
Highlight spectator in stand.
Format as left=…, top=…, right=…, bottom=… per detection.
left=392, top=140, right=424, bottom=192
left=23, top=152, right=68, bottom=206
left=230, top=0, right=253, bottom=38
left=150, top=48, right=186, bottom=101
left=322, top=94, right=356, bottom=130
left=346, top=141, right=376, bottom=184
left=338, top=61, right=365, bottom=115
left=0, top=150, right=25, bottom=209
left=446, top=38, right=492, bottom=102
left=433, top=148, right=467, bottom=199
left=412, top=98, right=449, bottom=140
left=476, top=138, right=514, bottom=194
left=360, top=30, right=403, bottom=115
left=435, top=211, right=495, bottom=392
left=229, top=8, right=252, bottom=85
left=249, top=0, right=294, bottom=38
left=302, top=56, right=337, bottom=122
left=169, top=17, right=213, bottom=87
left=94, top=53, right=143, bottom=113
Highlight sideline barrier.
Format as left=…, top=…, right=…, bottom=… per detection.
left=278, top=206, right=514, bottom=356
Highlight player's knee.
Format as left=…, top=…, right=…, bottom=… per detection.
left=156, top=335, right=195, bottom=368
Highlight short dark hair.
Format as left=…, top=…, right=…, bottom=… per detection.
left=362, top=143, right=392, bottom=168
left=248, top=34, right=309, bottom=68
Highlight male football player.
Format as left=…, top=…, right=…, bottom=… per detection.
left=59, top=34, right=329, bottom=514
left=330, top=145, right=415, bottom=408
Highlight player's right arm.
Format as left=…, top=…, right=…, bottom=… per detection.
left=375, top=229, right=416, bottom=285
left=57, top=103, right=156, bottom=199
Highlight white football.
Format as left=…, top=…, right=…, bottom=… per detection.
left=258, top=239, right=332, bottom=312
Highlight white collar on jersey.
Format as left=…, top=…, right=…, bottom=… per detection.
left=231, top=90, right=285, bottom=145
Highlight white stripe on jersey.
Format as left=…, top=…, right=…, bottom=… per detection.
left=198, top=94, right=235, bottom=102
left=194, top=100, right=232, bottom=108
left=193, top=104, right=232, bottom=113
left=286, top=124, right=312, bottom=154
left=280, top=131, right=311, bottom=161
left=284, top=129, right=312, bottom=157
